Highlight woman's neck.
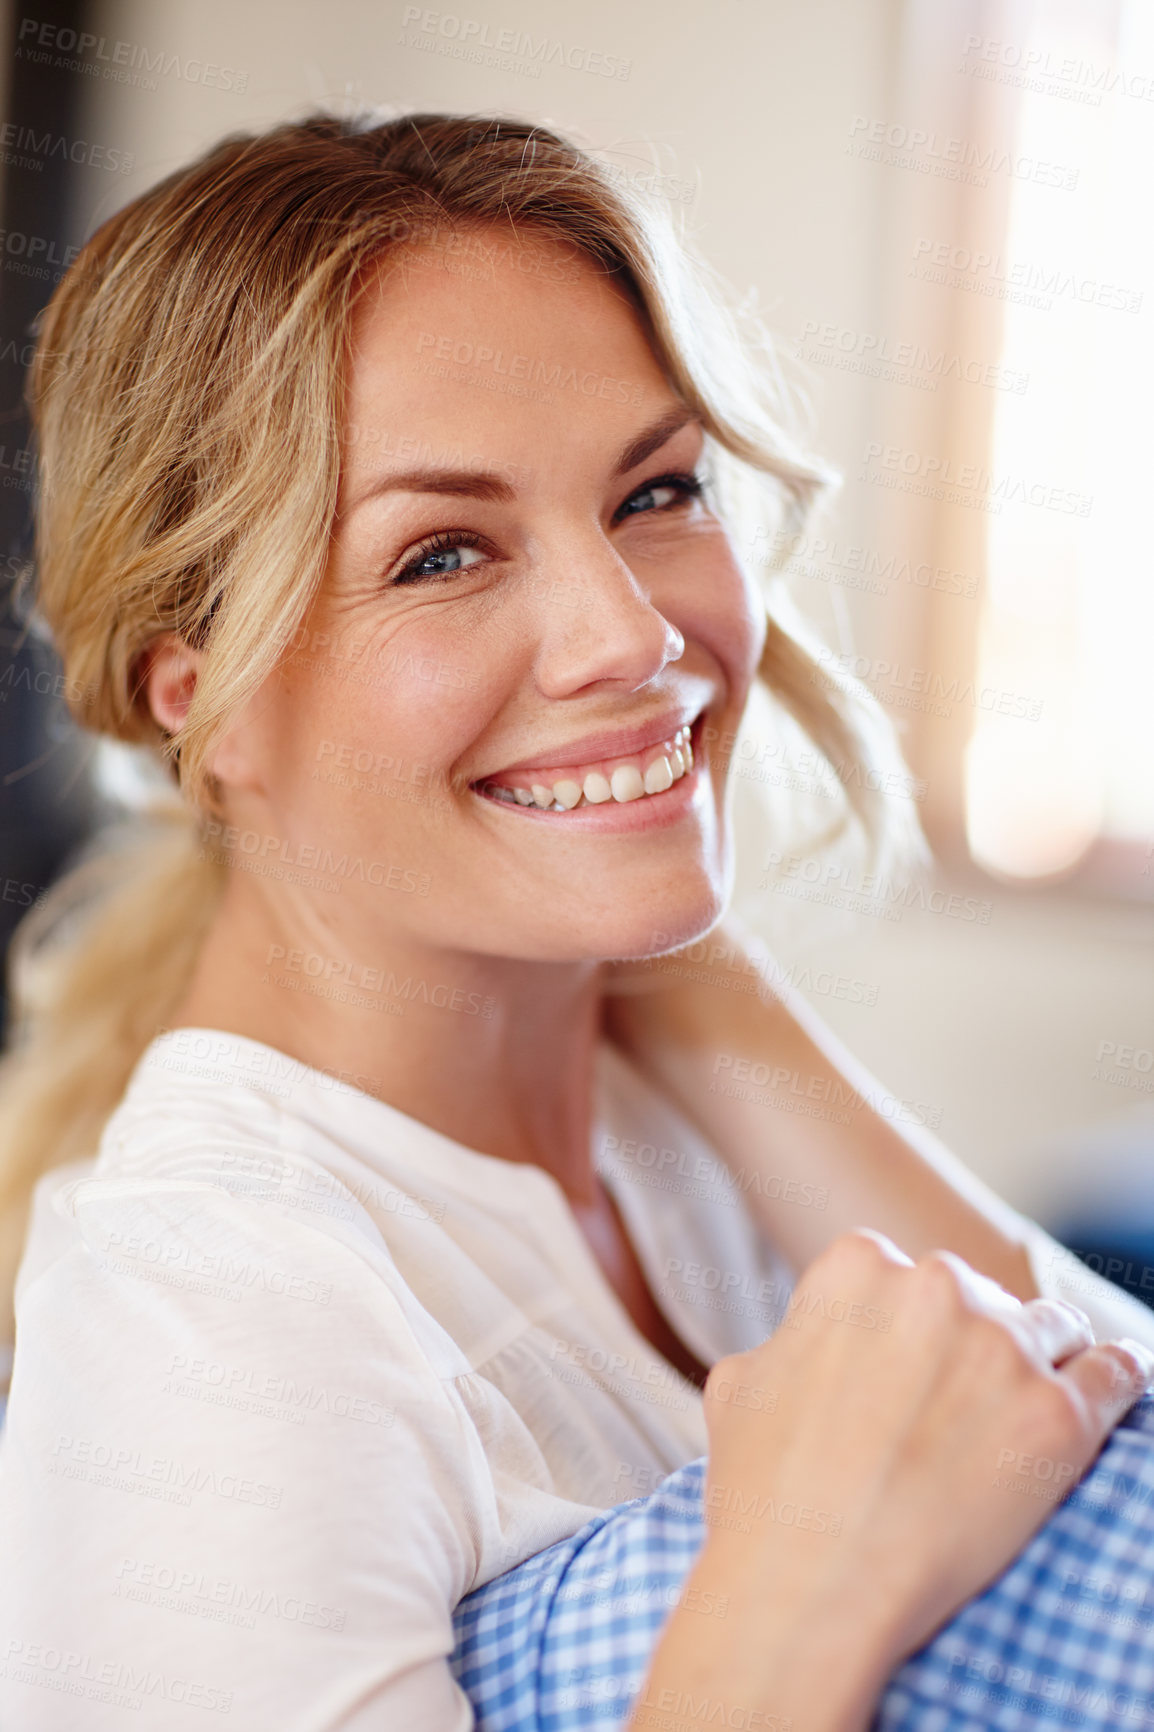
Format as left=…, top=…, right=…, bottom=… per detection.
left=170, top=877, right=607, bottom=1201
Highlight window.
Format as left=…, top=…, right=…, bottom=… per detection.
left=964, top=1, right=1154, bottom=887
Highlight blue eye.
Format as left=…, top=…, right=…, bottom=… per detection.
left=615, top=472, right=705, bottom=521
left=393, top=533, right=489, bottom=586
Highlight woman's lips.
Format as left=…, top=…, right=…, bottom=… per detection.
left=482, top=724, right=692, bottom=811
left=474, top=714, right=704, bottom=815
left=487, top=705, right=697, bottom=776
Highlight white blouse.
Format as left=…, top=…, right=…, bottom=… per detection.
left=0, top=1027, right=794, bottom=1731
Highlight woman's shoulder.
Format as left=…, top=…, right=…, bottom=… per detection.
left=98, top=1024, right=372, bottom=1171
left=9, top=1047, right=498, bottom=1558
left=16, top=1026, right=479, bottom=1383
left=83, top=1025, right=466, bottom=1238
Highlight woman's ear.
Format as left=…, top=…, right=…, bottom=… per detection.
left=139, top=633, right=203, bottom=735
left=137, top=632, right=267, bottom=796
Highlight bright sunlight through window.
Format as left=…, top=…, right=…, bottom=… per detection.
left=964, top=1, right=1154, bottom=881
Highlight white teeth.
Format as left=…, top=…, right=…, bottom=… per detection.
left=484, top=719, right=700, bottom=812
left=643, top=755, right=674, bottom=795
left=610, top=765, right=645, bottom=803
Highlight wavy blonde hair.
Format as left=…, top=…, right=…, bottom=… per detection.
left=0, top=111, right=918, bottom=1334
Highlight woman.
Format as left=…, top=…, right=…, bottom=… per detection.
left=0, top=111, right=1151, bottom=1731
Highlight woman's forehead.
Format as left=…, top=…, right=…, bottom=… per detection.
left=338, top=234, right=680, bottom=491
left=347, top=227, right=655, bottom=378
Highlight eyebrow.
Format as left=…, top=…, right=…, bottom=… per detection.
left=343, top=406, right=700, bottom=515
left=611, top=406, right=698, bottom=479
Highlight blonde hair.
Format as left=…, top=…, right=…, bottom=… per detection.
left=0, top=111, right=918, bottom=1332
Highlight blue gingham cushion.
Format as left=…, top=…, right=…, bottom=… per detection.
left=453, top=1394, right=1154, bottom=1730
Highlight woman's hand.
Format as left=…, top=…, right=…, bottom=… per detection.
left=636, top=1229, right=1154, bottom=1732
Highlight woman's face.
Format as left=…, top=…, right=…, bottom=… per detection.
left=223, top=225, right=766, bottom=964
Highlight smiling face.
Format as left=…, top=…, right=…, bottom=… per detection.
left=213, top=225, right=767, bottom=965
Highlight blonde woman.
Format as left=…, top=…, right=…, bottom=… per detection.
left=0, top=113, right=1152, bottom=1732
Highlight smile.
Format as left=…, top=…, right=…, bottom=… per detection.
left=474, top=718, right=700, bottom=815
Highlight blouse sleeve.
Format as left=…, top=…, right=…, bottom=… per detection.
left=0, top=1156, right=497, bottom=1732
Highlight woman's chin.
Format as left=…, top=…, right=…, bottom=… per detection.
left=586, top=884, right=727, bottom=965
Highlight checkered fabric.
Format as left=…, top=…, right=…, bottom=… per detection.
left=452, top=1394, right=1154, bottom=1730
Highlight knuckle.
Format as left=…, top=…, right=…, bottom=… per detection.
left=1096, top=1341, right=1150, bottom=1395
left=704, top=1351, right=754, bottom=1406
left=912, top=1250, right=969, bottom=1317
left=825, top=1227, right=890, bottom=1276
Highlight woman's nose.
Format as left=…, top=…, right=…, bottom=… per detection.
left=527, top=537, right=686, bottom=698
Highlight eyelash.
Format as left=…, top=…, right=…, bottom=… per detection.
left=390, top=470, right=706, bottom=586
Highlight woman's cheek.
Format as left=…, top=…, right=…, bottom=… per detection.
left=324, top=670, right=477, bottom=803
left=297, top=602, right=471, bottom=729
left=677, top=548, right=764, bottom=697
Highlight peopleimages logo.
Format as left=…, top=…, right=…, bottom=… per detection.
left=0, top=229, right=80, bottom=281
left=959, top=33, right=1154, bottom=107
left=909, top=238, right=1143, bottom=314
left=794, top=320, right=1029, bottom=394
left=16, top=17, right=249, bottom=92
left=1, top=1639, right=233, bottom=1715
left=846, top=114, right=1079, bottom=191
left=399, top=7, right=632, bottom=79
left=415, top=330, right=643, bottom=404
left=0, top=122, right=133, bottom=174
